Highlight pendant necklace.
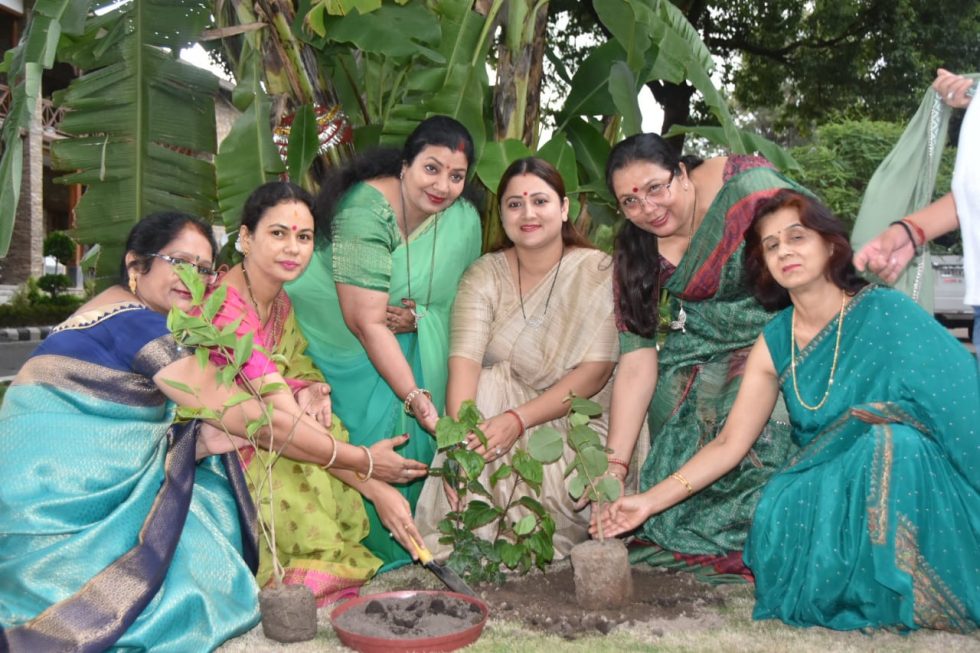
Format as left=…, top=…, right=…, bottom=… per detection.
left=242, top=260, right=283, bottom=340
left=790, top=289, right=846, bottom=411
left=669, top=186, right=698, bottom=334
left=517, top=243, right=564, bottom=328
left=399, top=182, right=438, bottom=328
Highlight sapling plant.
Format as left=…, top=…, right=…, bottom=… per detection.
left=431, top=400, right=564, bottom=584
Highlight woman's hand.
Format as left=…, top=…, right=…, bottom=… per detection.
left=933, top=68, right=974, bottom=109
left=195, top=422, right=250, bottom=460
left=589, top=492, right=653, bottom=539
left=466, top=411, right=523, bottom=462
left=294, top=382, right=332, bottom=428
left=368, top=434, right=429, bottom=484
left=386, top=299, right=417, bottom=334
left=409, top=392, right=439, bottom=434
left=368, top=482, right=426, bottom=559
left=852, top=224, right=917, bottom=284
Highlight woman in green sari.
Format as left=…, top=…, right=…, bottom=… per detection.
left=288, top=116, right=482, bottom=570
left=602, top=133, right=803, bottom=580
left=595, top=190, right=979, bottom=631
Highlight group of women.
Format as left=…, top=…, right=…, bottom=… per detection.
left=1, top=108, right=977, bottom=650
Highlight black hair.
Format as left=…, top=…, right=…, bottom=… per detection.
left=744, top=189, right=868, bottom=311
left=240, top=181, right=314, bottom=233
left=118, top=212, right=217, bottom=286
left=606, top=133, right=703, bottom=338
left=314, top=115, right=477, bottom=241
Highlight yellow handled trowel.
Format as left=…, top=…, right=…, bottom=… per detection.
left=409, top=537, right=478, bottom=597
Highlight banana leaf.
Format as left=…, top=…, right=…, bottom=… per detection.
left=49, top=0, right=217, bottom=281
left=0, top=0, right=89, bottom=257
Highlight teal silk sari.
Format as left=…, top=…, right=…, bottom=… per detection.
left=287, top=184, right=481, bottom=570
left=0, top=304, right=258, bottom=651
left=747, top=286, right=980, bottom=631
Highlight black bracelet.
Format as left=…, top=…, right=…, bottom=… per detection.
left=888, top=220, right=922, bottom=256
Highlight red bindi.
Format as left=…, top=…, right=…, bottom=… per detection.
left=523, top=191, right=528, bottom=196
left=291, top=225, right=297, bottom=231
left=632, top=187, right=639, bottom=193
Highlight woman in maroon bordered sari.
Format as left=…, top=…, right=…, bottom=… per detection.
left=602, top=133, right=807, bottom=581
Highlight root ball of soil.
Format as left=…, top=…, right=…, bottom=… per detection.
left=259, top=585, right=317, bottom=643
left=570, top=539, right=633, bottom=609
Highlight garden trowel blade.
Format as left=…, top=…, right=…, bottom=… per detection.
left=410, top=537, right=478, bottom=597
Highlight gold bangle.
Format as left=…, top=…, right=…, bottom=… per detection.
left=355, top=444, right=374, bottom=481
left=669, top=472, right=694, bottom=495
left=321, top=433, right=338, bottom=470
left=403, top=388, right=432, bottom=416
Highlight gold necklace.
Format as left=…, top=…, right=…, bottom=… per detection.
left=399, top=182, right=438, bottom=325
left=790, top=289, right=846, bottom=411
left=241, top=260, right=283, bottom=339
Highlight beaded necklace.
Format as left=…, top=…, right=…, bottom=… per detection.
left=242, top=261, right=284, bottom=342
left=790, top=289, right=846, bottom=411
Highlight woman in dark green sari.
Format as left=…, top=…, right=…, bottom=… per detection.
left=595, top=190, right=979, bottom=631
left=602, top=133, right=802, bottom=580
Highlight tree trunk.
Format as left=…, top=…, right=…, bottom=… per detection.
left=647, top=80, right=695, bottom=155
left=492, top=1, right=550, bottom=146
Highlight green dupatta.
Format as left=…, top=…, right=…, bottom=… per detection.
left=851, top=73, right=980, bottom=311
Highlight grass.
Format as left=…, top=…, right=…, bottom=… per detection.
left=218, top=565, right=980, bottom=653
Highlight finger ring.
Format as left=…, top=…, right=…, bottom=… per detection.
left=495, top=447, right=503, bottom=456
left=948, top=91, right=955, bottom=100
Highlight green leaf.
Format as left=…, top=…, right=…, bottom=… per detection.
left=461, top=500, right=500, bottom=530
left=162, top=378, right=194, bottom=395
left=568, top=471, right=587, bottom=500
left=457, top=400, right=483, bottom=429
left=527, top=426, right=564, bottom=464
left=465, top=478, right=492, bottom=499
left=286, top=104, right=320, bottom=184
left=511, top=450, right=543, bottom=491
left=498, top=541, right=523, bottom=569
left=663, top=124, right=801, bottom=173
left=580, top=447, right=609, bottom=479
left=568, top=424, right=601, bottom=453
left=513, top=514, right=536, bottom=537
left=565, top=119, right=612, bottom=203
left=515, top=495, right=547, bottom=518
left=194, top=345, right=210, bottom=370
left=435, top=416, right=469, bottom=449
left=234, top=332, right=255, bottom=370
left=488, top=463, right=512, bottom=489
left=568, top=411, right=590, bottom=427
left=475, top=138, right=534, bottom=194
left=453, top=448, right=486, bottom=480
left=257, top=381, right=288, bottom=396
left=608, top=61, right=642, bottom=137
left=224, top=391, right=253, bottom=409
left=536, top=134, right=579, bottom=194
left=596, top=475, right=622, bottom=502
left=201, top=283, right=228, bottom=321
left=570, top=396, right=603, bottom=417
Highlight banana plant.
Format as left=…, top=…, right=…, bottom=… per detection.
left=0, top=0, right=89, bottom=257
left=49, top=0, right=217, bottom=281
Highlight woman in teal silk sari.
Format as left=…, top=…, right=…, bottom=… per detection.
left=595, top=190, right=979, bottom=631
left=288, top=116, right=481, bottom=570
left=602, top=133, right=802, bottom=580
left=0, top=213, right=423, bottom=651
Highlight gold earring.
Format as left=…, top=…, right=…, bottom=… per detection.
left=128, top=274, right=138, bottom=294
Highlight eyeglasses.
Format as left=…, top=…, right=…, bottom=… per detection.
left=150, top=253, right=218, bottom=285
left=618, top=172, right=674, bottom=216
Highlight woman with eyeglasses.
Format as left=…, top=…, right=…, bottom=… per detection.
left=0, top=212, right=426, bottom=651
left=601, top=133, right=807, bottom=582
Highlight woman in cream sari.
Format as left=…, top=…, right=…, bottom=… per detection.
left=417, top=157, right=618, bottom=558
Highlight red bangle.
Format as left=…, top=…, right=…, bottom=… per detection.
left=902, top=218, right=926, bottom=247
left=607, top=457, right=629, bottom=471
left=504, top=409, right=526, bottom=436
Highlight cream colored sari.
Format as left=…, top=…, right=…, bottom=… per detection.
left=416, top=247, right=623, bottom=558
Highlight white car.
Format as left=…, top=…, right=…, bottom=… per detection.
left=932, top=255, right=973, bottom=340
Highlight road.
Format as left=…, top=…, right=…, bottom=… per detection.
left=0, top=340, right=41, bottom=380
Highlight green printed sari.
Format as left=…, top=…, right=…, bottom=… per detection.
left=624, top=159, right=804, bottom=580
